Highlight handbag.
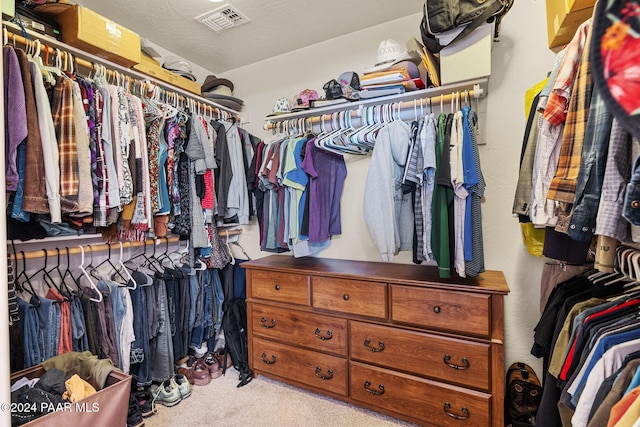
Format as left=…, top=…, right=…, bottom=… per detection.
left=420, top=0, right=513, bottom=53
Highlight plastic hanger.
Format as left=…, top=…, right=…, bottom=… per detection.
left=117, top=242, right=136, bottom=290
left=77, top=245, right=102, bottom=303
left=230, top=241, right=251, bottom=261
left=15, top=249, right=40, bottom=307
left=27, top=250, right=58, bottom=293
left=63, top=246, right=83, bottom=293
left=91, top=243, right=128, bottom=284
left=226, top=230, right=236, bottom=266
left=45, top=247, right=72, bottom=299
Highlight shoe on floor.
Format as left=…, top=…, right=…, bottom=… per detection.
left=192, top=359, right=212, bottom=386
left=173, top=374, right=192, bottom=399
left=127, top=394, right=145, bottom=427
left=134, top=390, right=155, bottom=418
left=151, top=379, right=182, bottom=407
left=215, top=349, right=234, bottom=373
left=204, top=353, right=223, bottom=379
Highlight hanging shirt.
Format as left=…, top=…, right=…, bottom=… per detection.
left=28, top=58, right=61, bottom=223
left=421, top=114, right=437, bottom=262
left=450, top=111, right=467, bottom=277
left=4, top=46, right=28, bottom=192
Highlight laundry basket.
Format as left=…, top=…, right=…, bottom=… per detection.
left=10, top=361, right=131, bottom=427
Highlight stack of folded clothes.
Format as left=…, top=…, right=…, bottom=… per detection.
left=201, top=75, right=244, bottom=112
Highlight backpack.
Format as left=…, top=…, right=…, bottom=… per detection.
left=505, top=362, right=542, bottom=427
left=420, top=0, right=514, bottom=53
left=222, top=298, right=253, bottom=387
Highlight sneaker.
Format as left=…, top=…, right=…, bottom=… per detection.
left=173, top=374, right=192, bottom=399
left=135, top=391, right=155, bottom=418
left=192, top=359, right=212, bottom=386
left=127, top=394, right=145, bottom=427
left=203, top=353, right=223, bottom=379
left=151, top=379, right=182, bottom=407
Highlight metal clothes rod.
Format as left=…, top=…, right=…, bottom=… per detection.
left=3, top=24, right=239, bottom=120
left=9, top=229, right=242, bottom=260
left=263, top=85, right=482, bottom=131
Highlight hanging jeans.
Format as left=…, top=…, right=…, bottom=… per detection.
left=69, top=295, right=88, bottom=352
left=18, top=297, right=42, bottom=368
left=208, top=268, right=225, bottom=351
left=150, top=273, right=174, bottom=382
left=129, top=279, right=151, bottom=388
left=34, top=296, right=60, bottom=361
left=190, top=269, right=213, bottom=350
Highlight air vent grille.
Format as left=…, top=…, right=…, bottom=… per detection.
left=195, top=4, right=250, bottom=33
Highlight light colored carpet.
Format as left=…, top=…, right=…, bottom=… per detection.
left=145, top=368, right=418, bottom=427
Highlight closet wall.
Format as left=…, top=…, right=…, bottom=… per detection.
left=222, top=3, right=557, bottom=371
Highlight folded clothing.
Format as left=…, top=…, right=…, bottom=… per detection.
left=62, top=374, right=97, bottom=403
left=41, top=351, right=118, bottom=390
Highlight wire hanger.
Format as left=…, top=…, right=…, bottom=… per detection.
left=226, top=230, right=236, bottom=266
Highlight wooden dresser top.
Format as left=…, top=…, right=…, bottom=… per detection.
left=242, top=255, right=510, bottom=295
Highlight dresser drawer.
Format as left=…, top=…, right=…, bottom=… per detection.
left=350, top=361, right=491, bottom=427
left=252, top=337, right=348, bottom=396
left=312, top=277, right=387, bottom=319
left=251, top=304, right=347, bottom=356
left=390, top=285, right=491, bottom=337
left=250, top=270, right=310, bottom=306
left=349, top=321, right=491, bottom=391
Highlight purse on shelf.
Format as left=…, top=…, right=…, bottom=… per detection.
left=420, top=0, right=514, bottom=53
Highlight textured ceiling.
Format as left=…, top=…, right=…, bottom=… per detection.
left=75, top=0, right=424, bottom=74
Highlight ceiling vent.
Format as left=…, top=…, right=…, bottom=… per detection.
left=195, top=4, right=250, bottom=33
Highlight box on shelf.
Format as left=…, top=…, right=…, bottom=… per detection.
left=133, top=53, right=201, bottom=95
left=55, top=5, right=141, bottom=67
left=2, top=0, right=15, bottom=18
left=546, top=0, right=595, bottom=49
left=439, top=22, right=492, bottom=86
left=10, top=364, right=130, bottom=427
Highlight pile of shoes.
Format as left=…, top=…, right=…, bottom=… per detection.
left=127, top=373, right=192, bottom=427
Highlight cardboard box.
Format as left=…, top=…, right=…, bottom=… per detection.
left=133, top=54, right=201, bottom=95
left=56, top=5, right=141, bottom=67
left=546, top=0, right=595, bottom=49
left=2, top=0, right=15, bottom=18
left=10, top=364, right=131, bottom=427
left=439, top=23, right=492, bottom=85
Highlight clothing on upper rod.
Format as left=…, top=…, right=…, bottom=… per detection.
left=3, top=41, right=257, bottom=267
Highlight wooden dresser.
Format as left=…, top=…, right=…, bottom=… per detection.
left=242, top=255, right=510, bottom=426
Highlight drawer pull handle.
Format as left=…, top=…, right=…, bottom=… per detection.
left=363, top=381, right=385, bottom=395
left=275, top=284, right=281, bottom=290
left=444, top=403, right=469, bottom=420
left=433, top=306, right=441, bottom=314
left=314, top=328, right=333, bottom=340
left=364, top=338, right=385, bottom=352
left=260, top=353, right=277, bottom=364
left=343, top=294, right=349, bottom=301
left=314, top=367, right=333, bottom=380
left=443, top=354, right=470, bottom=370
left=260, top=317, right=276, bottom=328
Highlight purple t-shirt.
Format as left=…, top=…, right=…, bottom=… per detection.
left=300, top=139, right=347, bottom=243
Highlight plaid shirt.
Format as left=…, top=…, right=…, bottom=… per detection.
left=52, top=76, right=79, bottom=203
left=547, top=23, right=594, bottom=209
left=543, top=20, right=591, bottom=127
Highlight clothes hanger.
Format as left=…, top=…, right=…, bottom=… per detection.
left=26, top=249, right=58, bottom=294
left=91, top=243, right=128, bottom=284
left=77, top=245, right=102, bottom=303
left=155, top=237, right=177, bottom=270
left=63, top=246, right=83, bottom=293
left=229, top=241, right=251, bottom=261
left=226, top=230, right=236, bottom=266
left=15, top=250, right=40, bottom=307
left=117, top=242, right=136, bottom=290
left=45, top=247, right=72, bottom=298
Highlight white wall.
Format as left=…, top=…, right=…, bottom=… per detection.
left=222, top=1, right=557, bottom=374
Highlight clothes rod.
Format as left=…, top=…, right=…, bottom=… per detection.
left=263, top=87, right=481, bottom=131
left=9, top=229, right=242, bottom=260
left=3, top=24, right=239, bottom=120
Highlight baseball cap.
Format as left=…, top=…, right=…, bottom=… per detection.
left=292, top=89, right=319, bottom=110
left=267, top=97, right=291, bottom=116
